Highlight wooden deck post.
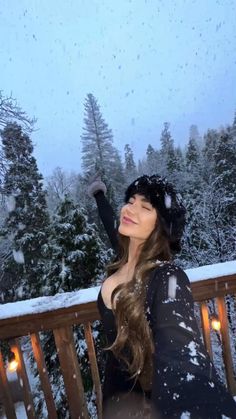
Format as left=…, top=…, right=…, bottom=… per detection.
left=31, top=332, right=58, bottom=418
left=53, top=326, right=89, bottom=419
left=216, top=296, right=236, bottom=395
left=84, top=322, right=103, bottom=419
left=13, top=339, right=36, bottom=418
left=0, top=349, right=17, bottom=419
left=200, top=302, right=213, bottom=359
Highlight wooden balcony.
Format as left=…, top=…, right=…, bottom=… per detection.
left=0, top=260, right=236, bottom=419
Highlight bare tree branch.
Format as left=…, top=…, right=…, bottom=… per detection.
left=0, top=90, right=36, bottom=134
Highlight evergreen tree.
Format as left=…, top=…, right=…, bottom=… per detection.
left=185, top=136, right=202, bottom=194
left=81, top=93, right=115, bottom=177
left=124, top=143, right=137, bottom=184
left=137, top=158, right=145, bottom=176
left=81, top=93, right=125, bottom=204
left=173, top=146, right=185, bottom=191
left=201, top=129, right=220, bottom=184
left=146, top=144, right=157, bottom=174
left=214, top=129, right=236, bottom=219
left=182, top=125, right=236, bottom=266
left=175, top=147, right=185, bottom=172
left=0, top=123, right=50, bottom=301
left=36, top=196, right=111, bottom=417
left=186, top=138, right=200, bottom=173
left=189, top=124, right=200, bottom=142
left=159, top=122, right=176, bottom=177
left=231, top=111, right=236, bottom=138
left=44, top=195, right=110, bottom=294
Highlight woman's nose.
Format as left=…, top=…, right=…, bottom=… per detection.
left=126, top=204, right=137, bottom=215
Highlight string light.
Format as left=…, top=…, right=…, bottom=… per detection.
left=211, top=314, right=221, bottom=331
left=7, top=350, right=18, bottom=373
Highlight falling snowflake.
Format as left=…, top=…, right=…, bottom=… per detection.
left=13, top=249, right=25, bottom=264
left=164, top=193, right=172, bottom=208
left=6, top=195, right=16, bottom=212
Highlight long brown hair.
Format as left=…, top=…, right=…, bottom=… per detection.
left=103, top=214, right=172, bottom=392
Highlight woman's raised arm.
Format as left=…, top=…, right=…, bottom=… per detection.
left=87, top=173, right=119, bottom=252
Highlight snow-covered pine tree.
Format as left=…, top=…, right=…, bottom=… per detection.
left=182, top=124, right=236, bottom=266
left=44, top=195, right=110, bottom=293
left=36, top=195, right=111, bottom=417
left=145, top=144, right=158, bottom=175
left=173, top=146, right=185, bottom=191
left=81, top=93, right=125, bottom=205
left=189, top=124, right=201, bottom=143
left=186, top=137, right=200, bottom=174
left=231, top=110, right=236, bottom=139
left=214, top=128, right=236, bottom=220
left=201, top=128, right=220, bottom=184
left=124, top=143, right=137, bottom=185
left=0, top=122, right=50, bottom=301
left=159, top=122, right=177, bottom=179
left=185, top=136, right=202, bottom=191
left=213, top=127, right=236, bottom=355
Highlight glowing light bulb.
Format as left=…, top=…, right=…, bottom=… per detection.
left=8, top=359, right=18, bottom=373
left=7, top=350, right=18, bottom=373
left=211, top=315, right=221, bottom=331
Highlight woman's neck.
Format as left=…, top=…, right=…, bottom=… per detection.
left=127, top=238, right=143, bottom=266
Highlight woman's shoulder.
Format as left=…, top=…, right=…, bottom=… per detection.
left=147, top=261, right=190, bottom=293
left=151, top=260, right=187, bottom=276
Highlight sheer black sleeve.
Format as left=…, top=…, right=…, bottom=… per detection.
left=148, top=263, right=236, bottom=417
left=94, top=191, right=119, bottom=253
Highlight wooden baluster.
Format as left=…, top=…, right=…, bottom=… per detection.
left=53, top=326, right=89, bottom=419
left=30, top=333, right=58, bottom=418
left=84, top=322, right=103, bottom=419
left=216, top=296, right=236, bottom=395
left=13, top=339, right=36, bottom=418
left=200, top=302, right=213, bottom=359
left=0, top=348, right=17, bottom=419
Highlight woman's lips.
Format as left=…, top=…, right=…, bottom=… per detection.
left=122, top=216, right=137, bottom=224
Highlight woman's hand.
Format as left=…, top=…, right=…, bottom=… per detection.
left=87, top=171, right=107, bottom=197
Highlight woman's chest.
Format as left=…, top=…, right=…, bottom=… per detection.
left=101, top=268, right=134, bottom=310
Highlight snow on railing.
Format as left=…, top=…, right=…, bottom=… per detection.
left=0, top=259, right=236, bottom=321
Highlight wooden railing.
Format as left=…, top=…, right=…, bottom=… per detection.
left=0, top=260, right=236, bottom=419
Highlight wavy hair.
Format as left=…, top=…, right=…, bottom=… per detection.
left=103, top=214, right=173, bottom=392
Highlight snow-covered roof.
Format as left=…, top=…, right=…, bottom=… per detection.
left=0, top=260, right=235, bottom=320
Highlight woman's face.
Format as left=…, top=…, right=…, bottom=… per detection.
left=118, top=194, right=157, bottom=242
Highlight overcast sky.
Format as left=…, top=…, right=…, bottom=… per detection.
left=1, top=0, right=236, bottom=176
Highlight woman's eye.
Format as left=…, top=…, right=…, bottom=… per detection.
left=143, top=206, right=151, bottom=211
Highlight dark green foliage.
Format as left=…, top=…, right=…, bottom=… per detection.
left=0, top=123, right=50, bottom=301
left=44, top=195, right=111, bottom=294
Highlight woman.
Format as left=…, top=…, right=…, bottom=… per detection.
left=88, top=173, right=236, bottom=418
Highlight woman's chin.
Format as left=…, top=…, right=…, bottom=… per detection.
left=118, top=225, right=129, bottom=236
